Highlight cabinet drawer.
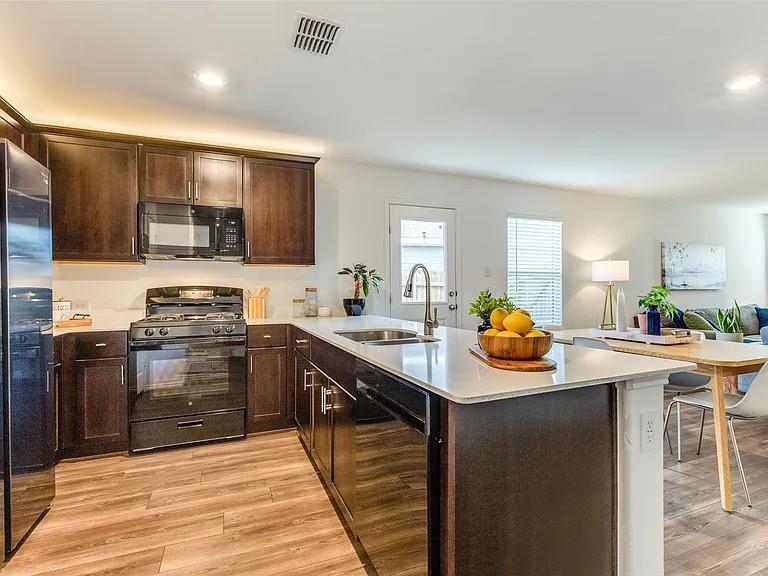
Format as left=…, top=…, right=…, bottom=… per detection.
left=311, top=336, right=356, bottom=396
left=131, top=410, right=245, bottom=452
left=292, top=327, right=312, bottom=357
left=247, top=324, right=287, bottom=348
left=74, top=331, right=127, bottom=359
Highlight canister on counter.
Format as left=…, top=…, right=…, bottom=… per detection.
left=304, top=288, right=318, bottom=317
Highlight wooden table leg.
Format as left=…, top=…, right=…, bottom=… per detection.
left=711, top=368, right=734, bottom=512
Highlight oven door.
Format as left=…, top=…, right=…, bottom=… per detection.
left=129, top=336, right=246, bottom=421
left=140, top=209, right=217, bottom=259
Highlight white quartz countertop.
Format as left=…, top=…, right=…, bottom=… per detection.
left=288, top=315, right=696, bottom=404
left=54, top=312, right=695, bottom=403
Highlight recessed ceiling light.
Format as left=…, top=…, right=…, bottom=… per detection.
left=194, top=72, right=226, bottom=87
left=726, top=74, right=761, bottom=92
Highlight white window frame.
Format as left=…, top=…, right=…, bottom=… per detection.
left=506, top=214, right=563, bottom=326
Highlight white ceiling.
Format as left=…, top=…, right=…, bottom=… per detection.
left=1, top=1, right=767, bottom=211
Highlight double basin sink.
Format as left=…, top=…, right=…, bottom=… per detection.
left=333, top=328, right=440, bottom=346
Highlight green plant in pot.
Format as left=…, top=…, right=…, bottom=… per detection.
left=716, top=301, right=743, bottom=342
left=638, top=286, right=675, bottom=336
left=338, top=263, right=382, bottom=316
left=468, top=289, right=516, bottom=334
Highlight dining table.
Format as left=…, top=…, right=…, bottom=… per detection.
left=553, top=328, right=768, bottom=512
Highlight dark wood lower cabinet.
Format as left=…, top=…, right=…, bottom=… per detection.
left=294, top=352, right=313, bottom=446
left=311, top=373, right=332, bottom=479
left=330, top=383, right=355, bottom=518
left=246, top=347, right=289, bottom=433
left=59, top=332, right=129, bottom=459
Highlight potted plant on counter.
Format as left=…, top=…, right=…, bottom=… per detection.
left=638, top=285, right=675, bottom=336
left=716, top=301, right=743, bottom=342
left=468, top=289, right=515, bottom=334
left=338, top=263, right=383, bottom=316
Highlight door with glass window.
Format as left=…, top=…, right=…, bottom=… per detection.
left=389, top=204, right=458, bottom=327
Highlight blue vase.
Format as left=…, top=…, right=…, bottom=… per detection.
left=647, top=306, right=661, bottom=336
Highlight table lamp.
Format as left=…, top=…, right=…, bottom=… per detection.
left=592, top=260, right=630, bottom=330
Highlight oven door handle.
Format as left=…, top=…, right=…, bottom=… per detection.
left=130, top=336, right=246, bottom=349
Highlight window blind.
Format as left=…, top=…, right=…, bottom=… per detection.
left=507, top=216, right=563, bottom=326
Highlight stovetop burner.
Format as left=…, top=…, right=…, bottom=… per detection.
left=130, top=286, right=246, bottom=341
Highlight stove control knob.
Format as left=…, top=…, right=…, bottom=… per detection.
left=159, top=327, right=169, bottom=336
left=225, top=325, right=234, bottom=334
left=144, top=328, right=155, bottom=337
left=212, top=326, right=222, bottom=334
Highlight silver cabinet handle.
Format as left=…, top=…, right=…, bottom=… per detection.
left=187, top=181, right=192, bottom=200
left=249, top=354, right=253, bottom=374
left=131, top=236, right=136, bottom=255
left=303, top=369, right=317, bottom=390
left=325, top=388, right=333, bottom=413
left=320, top=386, right=327, bottom=414
left=195, top=181, right=199, bottom=201
left=295, top=339, right=308, bottom=344
left=95, top=343, right=107, bottom=347
left=262, top=334, right=272, bottom=339
left=246, top=241, right=251, bottom=258
left=120, top=364, right=125, bottom=387
left=46, top=370, right=50, bottom=393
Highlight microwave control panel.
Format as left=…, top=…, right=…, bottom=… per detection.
left=220, top=219, right=242, bottom=248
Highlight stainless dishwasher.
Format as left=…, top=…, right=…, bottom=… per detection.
left=354, top=360, right=441, bottom=576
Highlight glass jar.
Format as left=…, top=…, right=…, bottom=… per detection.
left=304, top=288, right=318, bottom=317
left=292, top=298, right=305, bottom=318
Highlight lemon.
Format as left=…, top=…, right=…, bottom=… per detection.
left=484, top=328, right=499, bottom=336
left=525, top=330, right=546, bottom=338
left=516, top=308, right=531, bottom=317
left=489, top=307, right=510, bottom=331
left=502, top=311, right=534, bottom=334
left=497, top=330, right=521, bottom=338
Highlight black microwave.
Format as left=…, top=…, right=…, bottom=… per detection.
left=138, top=202, right=244, bottom=261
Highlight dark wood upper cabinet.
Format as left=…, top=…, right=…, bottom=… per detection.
left=244, top=158, right=315, bottom=265
left=194, top=151, right=242, bottom=208
left=0, top=116, right=23, bottom=147
left=47, top=135, right=139, bottom=262
left=139, top=145, right=193, bottom=204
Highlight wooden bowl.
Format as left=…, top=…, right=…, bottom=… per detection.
left=477, top=331, right=554, bottom=360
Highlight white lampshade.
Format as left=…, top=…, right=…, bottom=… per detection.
left=592, top=260, right=630, bottom=282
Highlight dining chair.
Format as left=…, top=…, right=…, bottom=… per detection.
left=662, top=363, right=768, bottom=507
left=571, top=336, right=708, bottom=457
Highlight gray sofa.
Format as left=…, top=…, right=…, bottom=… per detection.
left=667, top=304, right=762, bottom=340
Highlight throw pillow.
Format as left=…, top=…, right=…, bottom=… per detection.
left=756, top=306, right=768, bottom=330
left=683, top=310, right=716, bottom=331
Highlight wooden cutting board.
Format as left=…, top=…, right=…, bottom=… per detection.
left=469, top=345, right=557, bottom=372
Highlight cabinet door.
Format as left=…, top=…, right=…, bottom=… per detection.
left=139, top=145, right=193, bottom=204
left=194, top=151, right=242, bottom=207
left=243, top=158, right=314, bottom=265
left=312, top=372, right=332, bottom=479
left=294, top=353, right=313, bottom=446
left=74, top=357, right=128, bottom=451
left=247, top=347, right=287, bottom=433
left=47, top=135, right=138, bottom=261
left=331, top=382, right=355, bottom=518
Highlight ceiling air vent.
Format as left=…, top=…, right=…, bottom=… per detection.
left=291, top=12, right=344, bottom=56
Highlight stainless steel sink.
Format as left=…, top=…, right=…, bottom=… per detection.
left=333, top=329, right=440, bottom=345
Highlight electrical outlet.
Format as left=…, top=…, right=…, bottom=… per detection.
left=640, top=409, right=658, bottom=452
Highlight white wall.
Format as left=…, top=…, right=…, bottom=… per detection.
left=53, top=159, right=768, bottom=329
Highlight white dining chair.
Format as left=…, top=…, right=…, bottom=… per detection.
left=662, top=362, right=768, bottom=507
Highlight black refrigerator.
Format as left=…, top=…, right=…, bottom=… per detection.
left=0, top=139, right=55, bottom=561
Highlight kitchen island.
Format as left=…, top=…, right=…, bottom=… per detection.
left=278, top=315, right=694, bottom=576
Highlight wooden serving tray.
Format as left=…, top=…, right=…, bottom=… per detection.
left=469, top=345, right=557, bottom=372
left=54, top=318, right=93, bottom=328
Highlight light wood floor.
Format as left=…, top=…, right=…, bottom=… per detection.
left=2, top=411, right=767, bottom=576
left=665, top=397, right=768, bottom=576
left=1, top=431, right=367, bottom=576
